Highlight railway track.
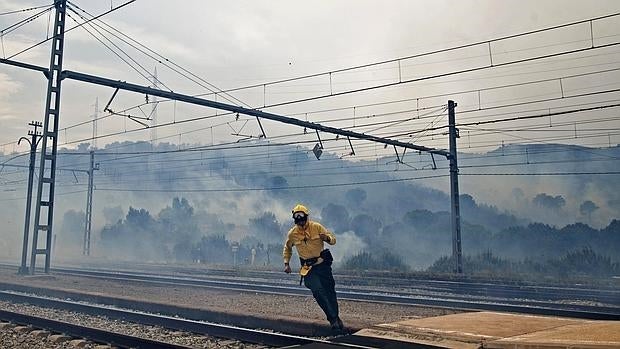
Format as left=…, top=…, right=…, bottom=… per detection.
left=58, top=262, right=618, bottom=305
left=0, top=309, right=193, bottom=349
left=0, top=291, right=438, bottom=349
left=46, top=265, right=620, bottom=320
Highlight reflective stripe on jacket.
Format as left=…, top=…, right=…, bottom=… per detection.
left=283, top=220, right=336, bottom=264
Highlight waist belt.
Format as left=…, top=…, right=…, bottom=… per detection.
left=299, top=256, right=323, bottom=266
left=298, top=256, right=323, bottom=285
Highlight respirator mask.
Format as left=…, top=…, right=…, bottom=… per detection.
left=293, top=212, right=308, bottom=226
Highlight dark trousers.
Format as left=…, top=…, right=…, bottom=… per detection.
left=303, top=263, right=339, bottom=322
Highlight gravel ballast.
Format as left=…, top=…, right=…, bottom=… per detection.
left=0, top=265, right=460, bottom=348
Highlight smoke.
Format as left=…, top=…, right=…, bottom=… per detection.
left=1, top=140, right=618, bottom=273
left=330, top=231, right=367, bottom=263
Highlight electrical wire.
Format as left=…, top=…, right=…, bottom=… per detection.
left=93, top=174, right=450, bottom=193
left=43, top=12, right=620, bottom=152
left=6, top=0, right=136, bottom=60
left=0, top=5, right=54, bottom=37
left=0, top=5, right=53, bottom=16
left=67, top=0, right=251, bottom=109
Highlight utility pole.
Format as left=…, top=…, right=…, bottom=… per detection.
left=83, top=150, right=98, bottom=256
left=17, top=121, right=42, bottom=275
left=448, top=100, right=463, bottom=274
left=150, top=67, right=158, bottom=144
left=30, top=0, right=67, bottom=274
left=92, top=98, right=98, bottom=149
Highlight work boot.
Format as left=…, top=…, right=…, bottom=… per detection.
left=330, top=317, right=344, bottom=331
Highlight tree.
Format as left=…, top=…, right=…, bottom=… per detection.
left=579, top=200, right=599, bottom=221
left=158, top=197, right=199, bottom=243
left=125, top=206, right=155, bottom=229
left=345, top=188, right=367, bottom=206
left=350, top=214, right=382, bottom=242
left=459, top=194, right=477, bottom=211
left=265, top=243, right=283, bottom=266
left=198, top=234, right=231, bottom=264
left=60, top=210, right=85, bottom=246
left=533, top=193, right=565, bottom=210
left=249, top=212, right=283, bottom=242
left=320, top=203, right=350, bottom=233
left=402, top=209, right=437, bottom=228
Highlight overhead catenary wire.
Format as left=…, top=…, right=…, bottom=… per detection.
left=93, top=174, right=450, bottom=193
left=4, top=7, right=620, bottom=171
left=3, top=130, right=616, bottom=192
left=52, top=84, right=620, bottom=153
left=65, top=11, right=161, bottom=88
left=20, top=10, right=611, bottom=152
left=77, top=50, right=620, bottom=136
left=461, top=171, right=620, bottom=176
left=35, top=103, right=620, bottom=173
left=3, top=147, right=616, bottom=193
left=35, top=130, right=617, bottom=182
left=5, top=0, right=136, bottom=60
left=183, top=12, right=620, bottom=97
left=66, top=0, right=252, bottom=109
left=0, top=4, right=53, bottom=17
left=62, top=157, right=620, bottom=188
left=52, top=62, right=620, bottom=154
left=0, top=5, right=54, bottom=37
left=43, top=9, right=620, bottom=148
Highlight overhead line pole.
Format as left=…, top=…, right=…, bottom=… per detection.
left=83, top=150, right=98, bottom=256
left=448, top=101, right=463, bottom=274
left=30, top=0, right=67, bottom=275
left=17, top=121, right=43, bottom=275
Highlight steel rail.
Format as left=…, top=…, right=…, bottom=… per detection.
left=49, top=266, right=620, bottom=316
left=2, top=263, right=617, bottom=305
left=8, top=266, right=619, bottom=321
left=0, top=291, right=324, bottom=347
left=0, top=291, right=437, bottom=348
left=56, top=263, right=619, bottom=302
left=0, top=308, right=192, bottom=349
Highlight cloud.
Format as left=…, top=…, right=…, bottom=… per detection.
left=0, top=72, right=22, bottom=96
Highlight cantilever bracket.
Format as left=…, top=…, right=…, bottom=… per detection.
left=256, top=117, right=266, bottom=138
left=103, top=87, right=120, bottom=113
left=130, top=117, right=150, bottom=128
left=315, top=130, right=323, bottom=149
left=347, top=136, right=355, bottom=156
left=430, top=153, right=437, bottom=170
left=394, top=145, right=401, bottom=163
left=231, top=133, right=253, bottom=142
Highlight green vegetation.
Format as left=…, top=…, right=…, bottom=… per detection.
left=341, top=250, right=409, bottom=271
left=427, top=247, right=620, bottom=279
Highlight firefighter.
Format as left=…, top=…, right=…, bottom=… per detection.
left=283, top=204, right=344, bottom=331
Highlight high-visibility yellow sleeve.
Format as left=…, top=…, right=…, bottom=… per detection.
left=317, top=223, right=336, bottom=245
left=283, top=232, right=294, bottom=263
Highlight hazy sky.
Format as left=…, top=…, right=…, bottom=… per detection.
left=1, top=0, right=620, bottom=159
left=1, top=1, right=620, bottom=262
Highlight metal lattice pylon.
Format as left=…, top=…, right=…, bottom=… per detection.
left=30, top=0, right=67, bottom=274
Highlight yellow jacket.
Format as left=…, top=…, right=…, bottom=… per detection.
left=283, top=220, right=336, bottom=264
